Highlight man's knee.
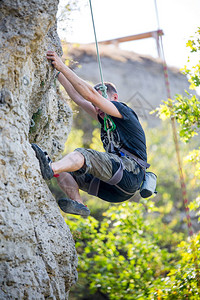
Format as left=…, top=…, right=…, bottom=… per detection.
left=69, top=151, right=85, bottom=169
left=73, top=150, right=85, bottom=162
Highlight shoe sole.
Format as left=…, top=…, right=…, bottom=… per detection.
left=58, top=198, right=90, bottom=217
left=31, top=143, right=54, bottom=180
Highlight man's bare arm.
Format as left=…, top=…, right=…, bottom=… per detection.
left=58, top=73, right=97, bottom=120
left=47, top=51, right=122, bottom=119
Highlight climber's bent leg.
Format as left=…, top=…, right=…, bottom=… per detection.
left=32, top=143, right=85, bottom=180
left=32, top=144, right=90, bottom=216
left=51, top=151, right=85, bottom=174
left=70, top=148, right=144, bottom=203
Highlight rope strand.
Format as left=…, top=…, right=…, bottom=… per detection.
left=88, top=0, right=107, bottom=98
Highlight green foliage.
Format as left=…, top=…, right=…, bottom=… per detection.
left=152, top=28, right=200, bottom=231
left=184, top=148, right=200, bottom=179
left=145, top=121, right=199, bottom=215
left=154, top=234, right=200, bottom=299
left=66, top=202, right=200, bottom=299
left=183, top=27, right=200, bottom=90
left=154, top=94, right=200, bottom=143
left=154, top=28, right=200, bottom=143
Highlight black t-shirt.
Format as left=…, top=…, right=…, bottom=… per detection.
left=98, top=101, right=147, bottom=162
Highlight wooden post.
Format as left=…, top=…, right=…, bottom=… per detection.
left=97, top=30, right=164, bottom=46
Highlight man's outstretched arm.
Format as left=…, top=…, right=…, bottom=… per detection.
left=47, top=51, right=122, bottom=119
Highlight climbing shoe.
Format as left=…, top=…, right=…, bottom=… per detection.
left=31, top=143, right=54, bottom=180
left=57, top=198, right=90, bottom=217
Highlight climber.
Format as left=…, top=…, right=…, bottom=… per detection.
left=31, top=51, right=149, bottom=217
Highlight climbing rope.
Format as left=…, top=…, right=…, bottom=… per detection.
left=88, top=0, right=107, bottom=99
left=88, top=0, right=117, bottom=136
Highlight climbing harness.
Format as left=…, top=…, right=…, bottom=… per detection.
left=88, top=160, right=124, bottom=196
left=88, top=147, right=153, bottom=197
left=119, top=148, right=156, bottom=198
left=120, top=148, right=150, bottom=170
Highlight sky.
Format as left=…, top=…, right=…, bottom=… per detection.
left=57, top=0, right=200, bottom=69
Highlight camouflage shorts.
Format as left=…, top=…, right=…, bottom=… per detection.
left=70, top=148, right=144, bottom=203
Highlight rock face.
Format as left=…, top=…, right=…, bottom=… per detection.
left=0, top=1, right=77, bottom=299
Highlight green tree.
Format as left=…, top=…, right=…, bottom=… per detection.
left=67, top=201, right=185, bottom=300
left=154, top=28, right=200, bottom=143
left=154, top=233, right=200, bottom=300
left=154, top=28, right=200, bottom=223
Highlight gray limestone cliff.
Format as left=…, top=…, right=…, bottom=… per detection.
left=0, top=1, right=77, bottom=299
